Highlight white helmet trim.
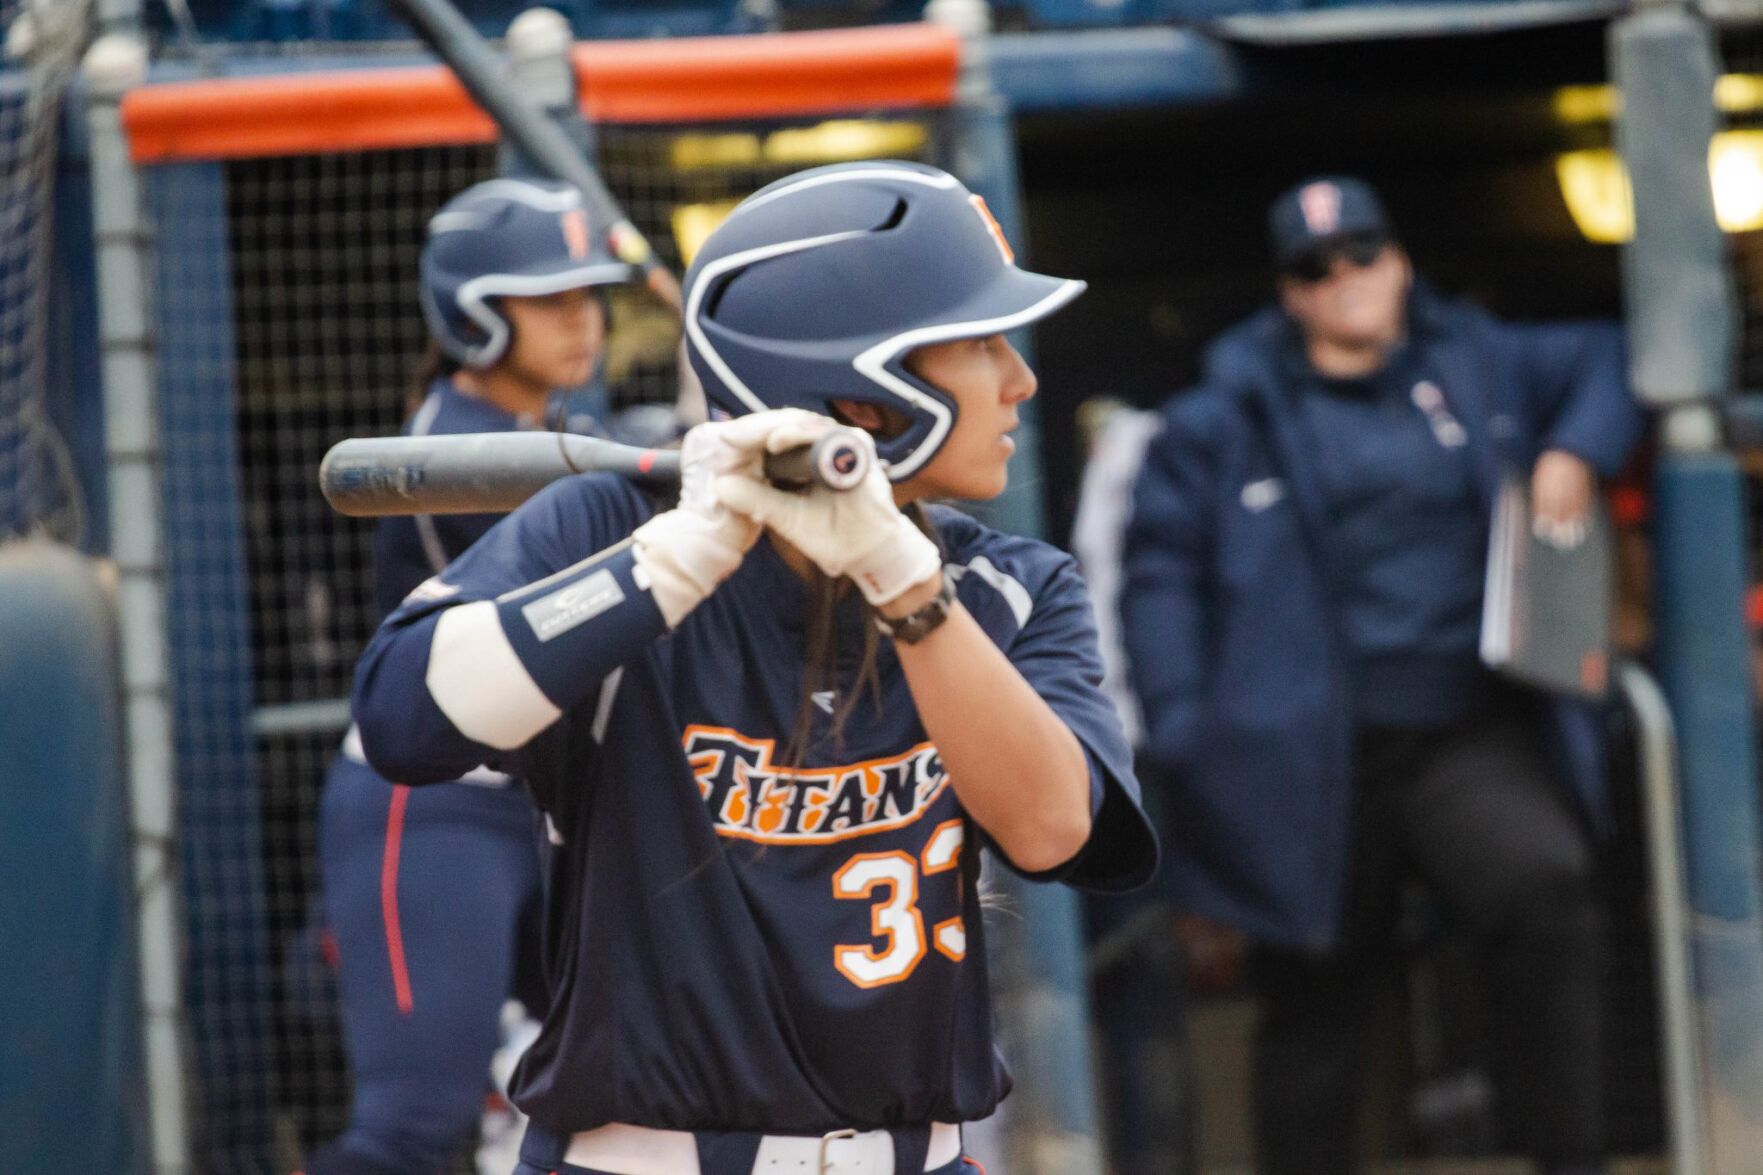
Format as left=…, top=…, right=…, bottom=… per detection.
left=428, top=179, right=584, bottom=236
left=453, top=262, right=631, bottom=367
left=851, top=277, right=1086, bottom=479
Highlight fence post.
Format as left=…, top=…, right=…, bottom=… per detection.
left=929, top=1, right=1107, bottom=1170
left=81, top=30, right=194, bottom=1175
left=1614, top=5, right=1763, bottom=1170
left=503, top=7, right=598, bottom=178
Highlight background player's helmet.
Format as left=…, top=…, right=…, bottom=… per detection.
left=682, top=161, right=1086, bottom=481
left=420, top=178, right=631, bottom=369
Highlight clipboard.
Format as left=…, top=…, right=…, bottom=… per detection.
left=1480, top=474, right=1614, bottom=700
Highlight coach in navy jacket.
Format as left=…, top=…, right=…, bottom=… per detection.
left=1121, top=177, right=1643, bottom=1175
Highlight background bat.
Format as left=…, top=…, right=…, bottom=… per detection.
left=388, top=0, right=684, bottom=311
left=320, top=429, right=874, bottom=517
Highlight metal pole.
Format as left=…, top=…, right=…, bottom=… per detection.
left=1614, top=6, right=1763, bottom=1170
left=1650, top=450, right=1763, bottom=1173
left=1620, top=662, right=1708, bottom=1175
left=503, top=6, right=596, bottom=174
left=94, top=0, right=144, bottom=35
left=928, top=2, right=1106, bottom=1171
left=82, top=31, right=194, bottom=1175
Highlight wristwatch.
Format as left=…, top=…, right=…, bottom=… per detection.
left=874, top=570, right=957, bottom=645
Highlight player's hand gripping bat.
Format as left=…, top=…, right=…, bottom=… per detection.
left=387, top=0, right=683, bottom=311
left=319, top=428, right=874, bottom=517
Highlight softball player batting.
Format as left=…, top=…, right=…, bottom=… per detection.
left=305, top=178, right=633, bottom=1175
left=351, top=160, right=1158, bottom=1175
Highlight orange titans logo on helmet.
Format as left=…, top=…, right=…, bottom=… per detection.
left=560, top=207, right=591, bottom=261
left=968, top=195, right=1015, bottom=265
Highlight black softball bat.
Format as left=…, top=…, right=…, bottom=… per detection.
left=319, top=430, right=873, bottom=517
left=387, top=0, right=684, bottom=311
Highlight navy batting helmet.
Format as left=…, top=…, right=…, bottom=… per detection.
left=682, top=161, right=1085, bottom=480
left=420, top=178, right=631, bottom=368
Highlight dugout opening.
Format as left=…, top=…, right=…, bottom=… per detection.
left=1022, top=19, right=1622, bottom=537
left=1015, top=17, right=1671, bottom=1170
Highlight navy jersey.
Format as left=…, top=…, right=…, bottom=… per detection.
left=353, top=473, right=1157, bottom=1135
left=373, top=378, right=523, bottom=617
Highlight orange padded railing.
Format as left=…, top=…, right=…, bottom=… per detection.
left=122, top=24, right=962, bottom=164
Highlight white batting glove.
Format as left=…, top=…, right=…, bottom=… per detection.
left=631, top=415, right=773, bottom=627
left=713, top=419, right=942, bottom=607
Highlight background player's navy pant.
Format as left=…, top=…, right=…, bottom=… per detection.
left=1253, top=695, right=1604, bottom=1175
left=306, top=755, right=545, bottom=1175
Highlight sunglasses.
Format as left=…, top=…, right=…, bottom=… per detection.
left=1282, top=232, right=1391, bottom=284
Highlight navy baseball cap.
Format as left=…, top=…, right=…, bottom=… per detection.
left=1268, top=176, right=1394, bottom=270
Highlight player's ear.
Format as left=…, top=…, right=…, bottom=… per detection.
left=830, top=399, right=885, bottom=431
left=1392, top=246, right=1414, bottom=290
left=1276, top=279, right=1309, bottom=322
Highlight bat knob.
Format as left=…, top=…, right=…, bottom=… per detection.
left=761, top=427, right=873, bottom=492
left=808, top=429, right=872, bottom=492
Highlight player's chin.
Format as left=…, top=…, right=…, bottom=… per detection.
left=956, top=462, right=1010, bottom=502
left=917, top=440, right=1011, bottom=501
left=551, top=356, right=594, bottom=388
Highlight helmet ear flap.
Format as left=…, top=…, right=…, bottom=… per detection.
left=698, top=267, right=741, bottom=323
left=456, top=296, right=513, bottom=370
left=419, top=264, right=501, bottom=367
left=482, top=294, right=514, bottom=369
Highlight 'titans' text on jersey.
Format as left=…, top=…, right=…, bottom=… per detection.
left=352, top=472, right=1155, bottom=1138
left=687, top=728, right=947, bottom=843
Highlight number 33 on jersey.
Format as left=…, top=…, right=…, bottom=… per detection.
left=686, top=724, right=973, bottom=991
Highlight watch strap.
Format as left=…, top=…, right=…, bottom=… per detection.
left=874, top=570, right=955, bottom=645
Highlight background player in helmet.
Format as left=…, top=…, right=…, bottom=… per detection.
left=350, top=160, right=1158, bottom=1175
left=303, top=177, right=633, bottom=1175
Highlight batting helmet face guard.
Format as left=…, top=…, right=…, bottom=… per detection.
left=420, top=178, right=632, bottom=368
left=683, top=161, right=1086, bottom=481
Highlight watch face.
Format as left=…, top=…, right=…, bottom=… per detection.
left=885, top=573, right=954, bottom=644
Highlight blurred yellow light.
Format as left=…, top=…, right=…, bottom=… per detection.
left=668, top=122, right=927, bottom=173
left=671, top=200, right=742, bottom=267
left=1712, top=130, right=1763, bottom=230
left=1556, top=132, right=1763, bottom=243
left=1555, top=149, right=1633, bottom=243
left=1553, top=84, right=1618, bottom=125
left=669, top=133, right=762, bottom=171
left=1552, top=74, right=1763, bottom=127
left=1716, top=73, right=1763, bottom=114
left=762, top=120, right=928, bottom=165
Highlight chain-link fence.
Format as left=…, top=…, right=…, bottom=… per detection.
left=0, top=0, right=89, bottom=545
left=132, top=80, right=938, bottom=1168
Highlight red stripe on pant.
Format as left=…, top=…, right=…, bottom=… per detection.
left=380, top=784, right=414, bottom=1014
